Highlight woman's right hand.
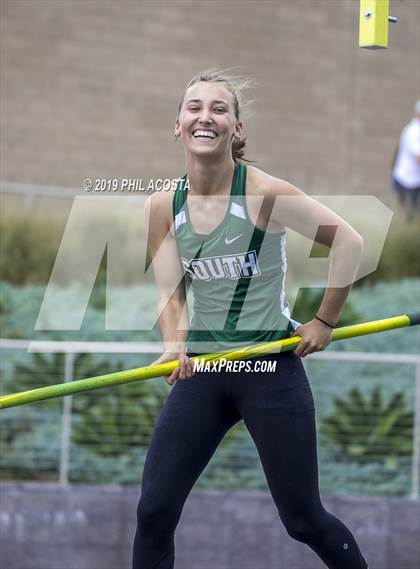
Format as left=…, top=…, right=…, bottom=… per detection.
left=151, top=352, right=194, bottom=386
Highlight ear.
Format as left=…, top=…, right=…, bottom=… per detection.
left=234, top=120, right=244, bottom=140
left=174, top=119, right=181, bottom=138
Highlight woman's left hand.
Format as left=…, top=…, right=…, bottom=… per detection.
left=290, top=319, right=333, bottom=358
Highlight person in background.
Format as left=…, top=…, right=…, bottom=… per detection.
left=391, top=100, right=420, bottom=220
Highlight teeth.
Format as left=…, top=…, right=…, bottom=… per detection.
left=193, top=130, right=217, bottom=138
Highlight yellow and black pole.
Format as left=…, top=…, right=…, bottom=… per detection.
left=0, top=313, right=419, bottom=410
left=359, top=0, right=397, bottom=49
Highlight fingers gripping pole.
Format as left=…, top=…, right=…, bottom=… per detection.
left=359, top=0, right=397, bottom=49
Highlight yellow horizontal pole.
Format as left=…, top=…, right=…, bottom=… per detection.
left=0, top=313, right=418, bottom=410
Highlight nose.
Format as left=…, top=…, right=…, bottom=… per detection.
left=198, top=108, right=212, bottom=124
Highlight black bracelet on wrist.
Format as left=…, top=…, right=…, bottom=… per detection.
left=315, top=315, right=335, bottom=329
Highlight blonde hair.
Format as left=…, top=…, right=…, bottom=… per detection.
left=177, top=69, right=254, bottom=164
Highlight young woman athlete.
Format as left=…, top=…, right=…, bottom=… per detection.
left=132, top=71, right=369, bottom=569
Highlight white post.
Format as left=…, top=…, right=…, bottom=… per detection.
left=411, top=361, right=420, bottom=499
left=59, top=352, right=75, bottom=485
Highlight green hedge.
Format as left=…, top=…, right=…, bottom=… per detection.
left=363, top=217, right=420, bottom=284
left=0, top=213, right=149, bottom=286
left=0, top=215, right=62, bottom=284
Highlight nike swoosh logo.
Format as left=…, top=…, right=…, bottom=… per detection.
left=225, top=234, right=243, bottom=245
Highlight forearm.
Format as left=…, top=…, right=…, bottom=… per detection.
left=317, top=285, right=352, bottom=327
left=157, top=297, right=189, bottom=353
left=317, top=233, right=363, bottom=326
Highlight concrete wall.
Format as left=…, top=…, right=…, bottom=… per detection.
left=1, top=483, right=419, bottom=569
left=1, top=0, right=419, bottom=206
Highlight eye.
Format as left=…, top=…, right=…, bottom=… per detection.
left=214, top=107, right=227, bottom=113
left=187, top=106, right=200, bottom=112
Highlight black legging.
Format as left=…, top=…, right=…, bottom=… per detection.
left=132, top=352, right=368, bottom=569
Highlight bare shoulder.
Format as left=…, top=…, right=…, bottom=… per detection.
left=245, top=166, right=307, bottom=232
left=147, top=189, right=173, bottom=212
left=247, top=166, right=362, bottom=244
left=247, top=165, right=305, bottom=198
left=145, top=190, right=174, bottom=233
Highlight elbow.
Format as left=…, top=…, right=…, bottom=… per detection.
left=345, top=231, right=364, bottom=266
left=338, top=224, right=363, bottom=252
left=335, top=227, right=363, bottom=253
left=345, top=230, right=364, bottom=273
left=334, top=228, right=364, bottom=262
left=157, top=296, right=184, bottom=312
left=350, top=230, right=364, bottom=254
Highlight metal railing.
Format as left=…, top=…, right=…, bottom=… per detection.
left=1, top=339, right=419, bottom=497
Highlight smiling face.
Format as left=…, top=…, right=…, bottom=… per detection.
left=175, top=81, right=243, bottom=162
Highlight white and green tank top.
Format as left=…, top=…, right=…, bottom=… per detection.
left=172, top=163, right=298, bottom=352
